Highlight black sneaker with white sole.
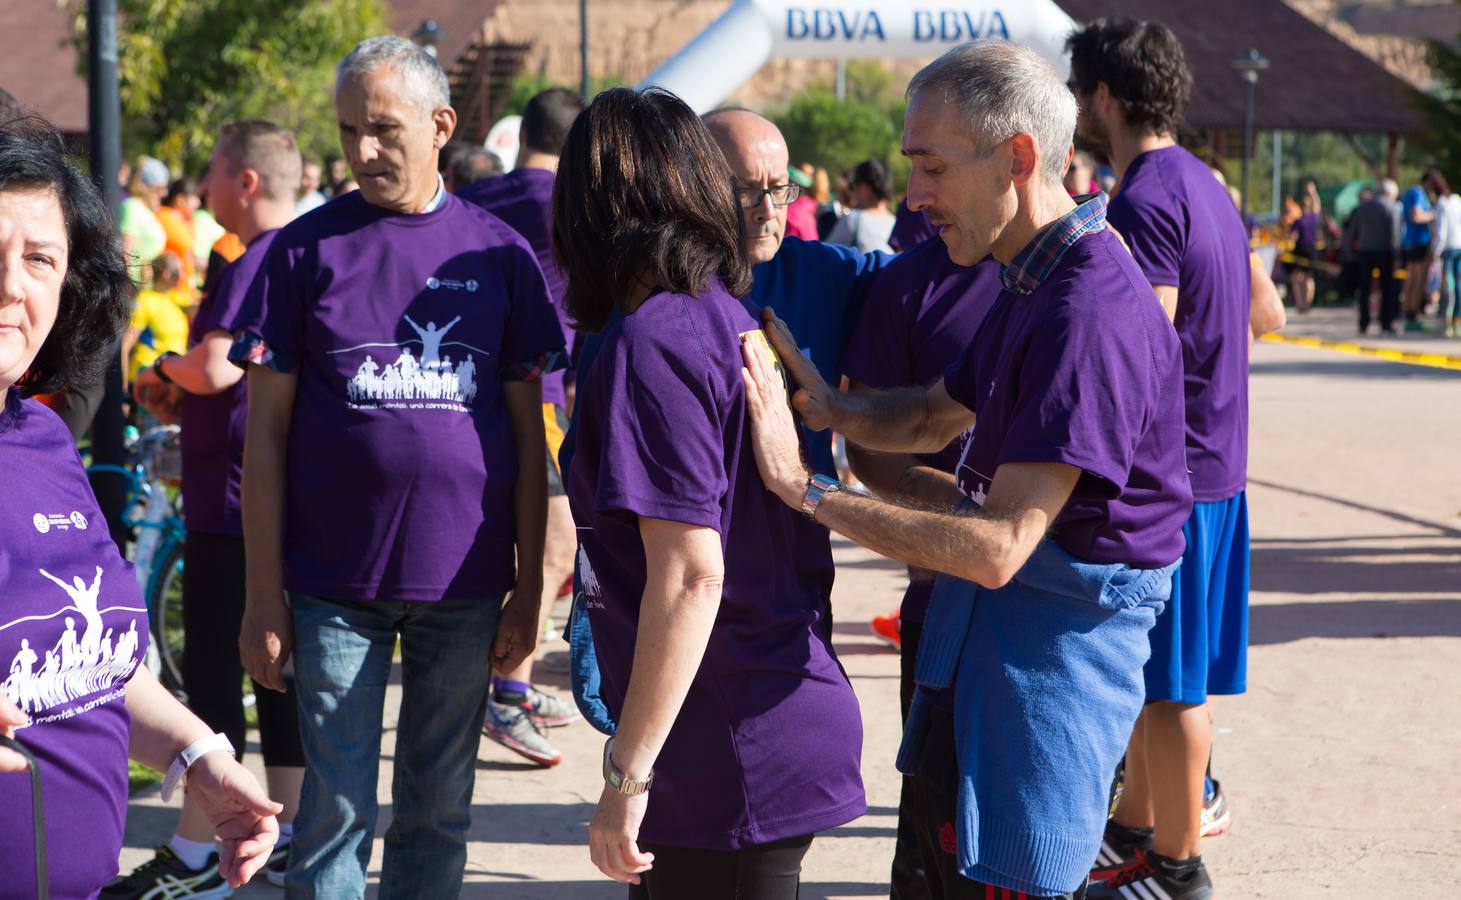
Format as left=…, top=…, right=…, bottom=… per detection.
left=1086, top=851, right=1213, bottom=900
left=1090, top=820, right=1154, bottom=882
left=99, top=845, right=232, bottom=899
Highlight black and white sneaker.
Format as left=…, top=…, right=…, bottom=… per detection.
left=1086, top=851, right=1213, bottom=900
left=1090, top=820, right=1153, bottom=882
left=99, top=845, right=232, bottom=899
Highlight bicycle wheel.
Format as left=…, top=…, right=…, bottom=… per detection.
left=147, top=540, right=187, bottom=701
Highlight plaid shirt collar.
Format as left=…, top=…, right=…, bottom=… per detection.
left=999, top=192, right=1108, bottom=295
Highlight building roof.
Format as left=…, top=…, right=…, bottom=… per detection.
left=1056, top=0, right=1425, bottom=134
left=388, top=0, right=506, bottom=74
left=0, top=0, right=88, bottom=133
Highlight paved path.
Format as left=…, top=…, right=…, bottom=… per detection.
left=121, top=337, right=1461, bottom=898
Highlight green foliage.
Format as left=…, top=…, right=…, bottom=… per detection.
left=76, top=0, right=390, bottom=176
left=128, top=760, right=162, bottom=795
left=1419, top=11, right=1461, bottom=191
left=1217, top=130, right=1428, bottom=218
left=770, top=62, right=908, bottom=192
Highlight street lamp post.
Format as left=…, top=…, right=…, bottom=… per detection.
left=1233, top=48, right=1269, bottom=220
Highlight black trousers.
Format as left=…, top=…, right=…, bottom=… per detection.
left=180, top=532, right=305, bottom=767
left=892, top=620, right=931, bottom=900
left=627, top=834, right=814, bottom=900
left=1356, top=250, right=1399, bottom=332
left=910, top=704, right=1086, bottom=900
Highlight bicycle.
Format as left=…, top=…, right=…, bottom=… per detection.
left=87, top=425, right=187, bottom=700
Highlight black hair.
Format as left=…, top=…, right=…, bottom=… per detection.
left=521, top=87, right=585, bottom=157
left=448, top=146, right=500, bottom=190
left=552, top=87, right=752, bottom=332
left=850, top=158, right=892, bottom=202
left=0, top=88, right=20, bottom=124
left=1, top=120, right=133, bottom=396
left=438, top=140, right=473, bottom=176
left=164, top=176, right=198, bottom=206
left=1065, top=18, right=1193, bottom=137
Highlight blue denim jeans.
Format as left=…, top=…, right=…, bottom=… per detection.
left=284, top=591, right=502, bottom=899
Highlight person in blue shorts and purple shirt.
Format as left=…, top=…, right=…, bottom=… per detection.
left=841, top=240, right=1002, bottom=900
left=230, top=36, right=566, bottom=897
left=741, top=41, right=1193, bottom=900
left=1065, top=18, right=1283, bottom=899
left=459, top=86, right=587, bottom=768
left=558, top=87, right=867, bottom=900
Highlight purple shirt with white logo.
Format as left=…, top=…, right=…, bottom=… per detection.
left=943, top=228, right=1192, bottom=570
left=568, top=281, right=866, bottom=850
left=233, top=192, right=566, bottom=601
left=0, top=392, right=149, bottom=899
left=1107, top=145, right=1253, bottom=502
left=180, top=229, right=278, bottom=537
left=458, top=167, right=572, bottom=406
left=841, top=240, right=1002, bottom=621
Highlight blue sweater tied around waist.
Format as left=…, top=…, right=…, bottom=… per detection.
left=896, top=539, right=1176, bottom=895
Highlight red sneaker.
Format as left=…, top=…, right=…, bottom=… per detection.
left=869, top=610, right=901, bottom=650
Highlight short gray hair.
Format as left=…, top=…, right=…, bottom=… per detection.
left=908, top=41, right=1077, bottom=186
left=1380, top=178, right=1399, bottom=199
left=336, top=35, right=450, bottom=116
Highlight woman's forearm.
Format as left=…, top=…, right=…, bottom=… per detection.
left=125, top=664, right=212, bottom=771
left=609, top=522, right=724, bottom=780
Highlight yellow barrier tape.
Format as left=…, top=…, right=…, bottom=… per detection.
left=1259, top=332, right=1461, bottom=371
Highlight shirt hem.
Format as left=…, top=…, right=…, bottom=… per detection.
left=639, top=795, right=867, bottom=851
left=284, top=577, right=516, bottom=603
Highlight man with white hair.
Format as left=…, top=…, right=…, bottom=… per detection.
left=740, top=40, right=1191, bottom=898
left=232, top=36, right=566, bottom=896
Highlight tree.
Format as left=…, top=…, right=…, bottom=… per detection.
left=74, top=0, right=389, bottom=176
left=771, top=62, right=909, bottom=192
left=1420, top=10, right=1461, bottom=190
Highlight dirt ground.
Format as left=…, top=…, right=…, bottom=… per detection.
left=121, top=335, right=1461, bottom=898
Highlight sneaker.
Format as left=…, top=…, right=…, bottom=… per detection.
left=1089, top=821, right=1153, bottom=882
left=1087, top=851, right=1213, bottom=900
left=483, top=701, right=563, bottom=766
left=1405, top=319, right=1428, bottom=333
left=99, top=845, right=231, bottom=899
left=527, top=685, right=581, bottom=728
left=264, top=840, right=290, bottom=887
left=869, top=610, right=901, bottom=650
left=1200, top=779, right=1232, bottom=838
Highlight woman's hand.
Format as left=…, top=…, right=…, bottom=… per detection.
left=589, top=783, right=655, bottom=884
left=741, top=330, right=811, bottom=509
left=0, top=693, right=30, bottom=773
left=186, top=751, right=284, bottom=887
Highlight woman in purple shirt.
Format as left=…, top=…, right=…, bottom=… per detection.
left=555, top=88, right=866, bottom=899
left=0, top=124, right=280, bottom=899
left=1290, top=190, right=1322, bottom=312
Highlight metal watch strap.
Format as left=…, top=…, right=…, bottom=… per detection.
left=800, top=474, right=842, bottom=521
left=602, top=737, right=654, bottom=796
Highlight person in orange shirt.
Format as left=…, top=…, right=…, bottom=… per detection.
left=156, top=178, right=200, bottom=300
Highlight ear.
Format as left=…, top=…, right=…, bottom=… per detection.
left=1007, top=133, right=1039, bottom=186
left=239, top=167, right=261, bottom=199
left=432, top=106, right=457, bottom=150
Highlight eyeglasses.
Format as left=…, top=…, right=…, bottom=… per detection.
left=733, top=183, right=800, bottom=209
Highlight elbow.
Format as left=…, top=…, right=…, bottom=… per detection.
left=681, top=572, right=725, bottom=608
left=972, top=531, right=1023, bottom=590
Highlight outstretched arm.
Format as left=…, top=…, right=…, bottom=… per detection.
left=444, top=315, right=462, bottom=329
left=37, top=569, right=68, bottom=592
left=403, top=314, right=422, bottom=333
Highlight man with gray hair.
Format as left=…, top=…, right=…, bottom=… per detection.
left=232, top=35, right=566, bottom=896
left=740, top=40, right=1191, bottom=898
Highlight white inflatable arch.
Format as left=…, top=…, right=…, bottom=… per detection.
left=637, top=0, right=1079, bottom=114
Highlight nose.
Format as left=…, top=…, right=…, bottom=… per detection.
left=0, top=256, right=23, bottom=308
left=354, top=135, right=379, bottom=167
left=905, top=171, right=933, bottom=213
left=752, top=191, right=775, bottom=222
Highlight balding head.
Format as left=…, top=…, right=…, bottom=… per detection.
left=703, top=109, right=792, bottom=264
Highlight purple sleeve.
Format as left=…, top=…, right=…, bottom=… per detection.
left=994, top=310, right=1155, bottom=495
left=1108, top=195, right=1184, bottom=288
left=595, top=304, right=727, bottom=529
left=842, top=270, right=913, bottom=390
left=227, top=239, right=304, bottom=373
left=499, top=237, right=568, bottom=380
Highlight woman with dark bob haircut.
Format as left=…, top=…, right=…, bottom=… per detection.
left=0, top=122, right=283, bottom=897
left=556, top=88, right=866, bottom=899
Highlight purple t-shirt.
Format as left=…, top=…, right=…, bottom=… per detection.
left=889, top=199, right=937, bottom=252
left=1292, top=212, right=1320, bottom=248
left=234, top=191, right=566, bottom=601
left=458, top=167, right=571, bottom=407
left=180, top=229, right=278, bottom=537
left=568, top=281, right=866, bottom=850
left=1107, top=145, right=1252, bottom=503
left=0, top=393, right=149, bottom=899
left=943, top=229, right=1192, bottom=569
left=841, top=240, right=1002, bottom=621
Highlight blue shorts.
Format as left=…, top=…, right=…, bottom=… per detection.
left=1144, top=492, right=1250, bottom=704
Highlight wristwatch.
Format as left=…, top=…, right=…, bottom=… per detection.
left=160, top=732, right=235, bottom=802
left=153, top=351, right=180, bottom=385
left=800, top=473, right=843, bottom=521
left=602, top=737, right=654, bottom=796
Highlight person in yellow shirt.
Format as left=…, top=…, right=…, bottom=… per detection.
left=123, top=252, right=192, bottom=385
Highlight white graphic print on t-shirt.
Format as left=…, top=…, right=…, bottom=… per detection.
left=1, top=567, right=146, bottom=720
left=333, top=314, right=488, bottom=411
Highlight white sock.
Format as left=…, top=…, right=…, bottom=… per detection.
left=168, top=834, right=217, bottom=871
left=277, top=821, right=294, bottom=846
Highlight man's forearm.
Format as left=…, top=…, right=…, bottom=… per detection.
left=241, top=378, right=293, bottom=605
left=834, top=385, right=953, bottom=454
left=506, top=382, right=548, bottom=594
left=846, top=444, right=965, bottom=508
left=165, top=336, right=245, bottom=396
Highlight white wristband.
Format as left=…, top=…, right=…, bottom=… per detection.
left=160, top=732, right=234, bottom=803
